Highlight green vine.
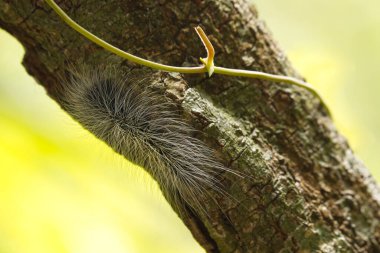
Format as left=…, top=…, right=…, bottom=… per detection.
left=44, top=0, right=330, bottom=115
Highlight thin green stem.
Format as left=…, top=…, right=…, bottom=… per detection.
left=44, top=0, right=330, bottom=115
left=215, top=66, right=330, bottom=114
left=45, top=0, right=206, bottom=73
left=214, top=66, right=316, bottom=97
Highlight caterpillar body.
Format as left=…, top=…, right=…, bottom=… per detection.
left=56, top=67, right=235, bottom=216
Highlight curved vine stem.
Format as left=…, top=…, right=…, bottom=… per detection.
left=44, top=0, right=330, bottom=115
left=44, top=0, right=205, bottom=73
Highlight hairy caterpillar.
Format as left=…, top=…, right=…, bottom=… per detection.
left=55, top=66, right=237, bottom=216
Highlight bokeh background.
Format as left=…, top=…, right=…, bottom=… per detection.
left=0, top=1, right=379, bottom=252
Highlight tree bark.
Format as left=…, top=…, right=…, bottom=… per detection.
left=1, top=0, right=380, bottom=252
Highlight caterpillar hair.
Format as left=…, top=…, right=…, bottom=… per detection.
left=55, top=66, right=238, bottom=216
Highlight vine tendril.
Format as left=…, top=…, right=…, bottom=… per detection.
left=44, top=0, right=330, bottom=115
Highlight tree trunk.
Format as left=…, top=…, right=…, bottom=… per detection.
left=1, top=0, right=380, bottom=252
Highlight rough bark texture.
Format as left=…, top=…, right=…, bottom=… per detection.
left=1, top=0, right=380, bottom=252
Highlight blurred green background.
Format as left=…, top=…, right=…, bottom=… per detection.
left=0, top=1, right=379, bottom=252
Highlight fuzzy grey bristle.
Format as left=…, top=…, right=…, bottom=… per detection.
left=57, top=66, right=236, bottom=216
